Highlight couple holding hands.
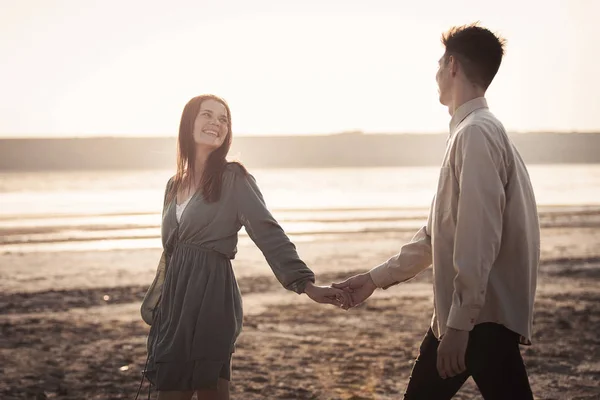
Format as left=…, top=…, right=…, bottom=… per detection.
left=140, top=23, right=539, bottom=400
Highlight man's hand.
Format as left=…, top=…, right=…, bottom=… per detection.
left=332, top=272, right=377, bottom=309
left=304, top=282, right=352, bottom=308
left=437, top=327, right=469, bottom=379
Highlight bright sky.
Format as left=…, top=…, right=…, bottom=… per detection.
left=1, top=0, right=599, bottom=137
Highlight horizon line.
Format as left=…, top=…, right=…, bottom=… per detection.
left=1, top=130, right=600, bottom=140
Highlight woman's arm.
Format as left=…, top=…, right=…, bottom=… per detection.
left=235, top=169, right=315, bottom=293
left=233, top=167, right=350, bottom=306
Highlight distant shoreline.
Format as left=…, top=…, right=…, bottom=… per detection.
left=1, top=130, right=600, bottom=139
left=1, top=132, right=600, bottom=171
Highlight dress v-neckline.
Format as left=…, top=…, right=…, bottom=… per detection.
left=173, top=189, right=201, bottom=225
left=176, top=195, right=193, bottom=208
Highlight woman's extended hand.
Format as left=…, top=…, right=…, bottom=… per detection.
left=304, top=282, right=352, bottom=309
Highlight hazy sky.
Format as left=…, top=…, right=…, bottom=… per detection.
left=1, top=0, right=599, bottom=137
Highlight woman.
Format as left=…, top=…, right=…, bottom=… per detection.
left=139, top=94, right=349, bottom=400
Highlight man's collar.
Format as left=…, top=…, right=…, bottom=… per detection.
left=449, top=97, right=488, bottom=133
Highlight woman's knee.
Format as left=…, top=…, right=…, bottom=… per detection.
left=195, top=379, right=229, bottom=400
left=157, top=390, right=194, bottom=400
left=195, top=389, right=219, bottom=400
left=217, top=378, right=230, bottom=400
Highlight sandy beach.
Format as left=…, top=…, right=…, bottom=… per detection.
left=1, top=209, right=600, bottom=400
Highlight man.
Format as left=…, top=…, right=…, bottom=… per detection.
left=334, top=24, right=539, bottom=399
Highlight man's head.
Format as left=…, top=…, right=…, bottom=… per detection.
left=436, top=23, right=506, bottom=106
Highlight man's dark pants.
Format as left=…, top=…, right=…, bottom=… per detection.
left=404, top=322, right=534, bottom=400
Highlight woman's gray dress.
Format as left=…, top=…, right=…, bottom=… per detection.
left=144, top=163, right=315, bottom=391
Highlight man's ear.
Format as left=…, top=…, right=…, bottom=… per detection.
left=449, top=55, right=459, bottom=77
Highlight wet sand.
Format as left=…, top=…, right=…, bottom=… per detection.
left=1, top=219, right=600, bottom=399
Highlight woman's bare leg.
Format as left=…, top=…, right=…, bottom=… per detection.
left=195, top=379, right=229, bottom=400
left=194, top=388, right=219, bottom=400
left=217, top=378, right=230, bottom=400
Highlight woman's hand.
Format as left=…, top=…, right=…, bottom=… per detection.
left=304, top=282, right=351, bottom=308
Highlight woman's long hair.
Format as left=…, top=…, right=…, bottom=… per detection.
left=166, top=94, right=235, bottom=204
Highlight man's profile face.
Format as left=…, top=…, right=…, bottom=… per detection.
left=436, top=54, right=453, bottom=106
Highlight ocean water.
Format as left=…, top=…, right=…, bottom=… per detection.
left=1, top=165, right=600, bottom=253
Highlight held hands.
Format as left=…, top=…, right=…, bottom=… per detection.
left=304, top=282, right=352, bottom=308
left=332, top=272, right=377, bottom=310
left=304, top=272, right=378, bottom=310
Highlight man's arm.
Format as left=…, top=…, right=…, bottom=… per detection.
left=447, top=125, right=506, bottom=331
left=369, top=224, right=433, bottom=289
left=332, top=224, right=432, bottom=308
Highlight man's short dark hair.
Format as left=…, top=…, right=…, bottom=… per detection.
left=441, top=23, right=506, bottom=89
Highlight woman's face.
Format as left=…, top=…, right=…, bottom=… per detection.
left=192, top=99, right=229, bottom=150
